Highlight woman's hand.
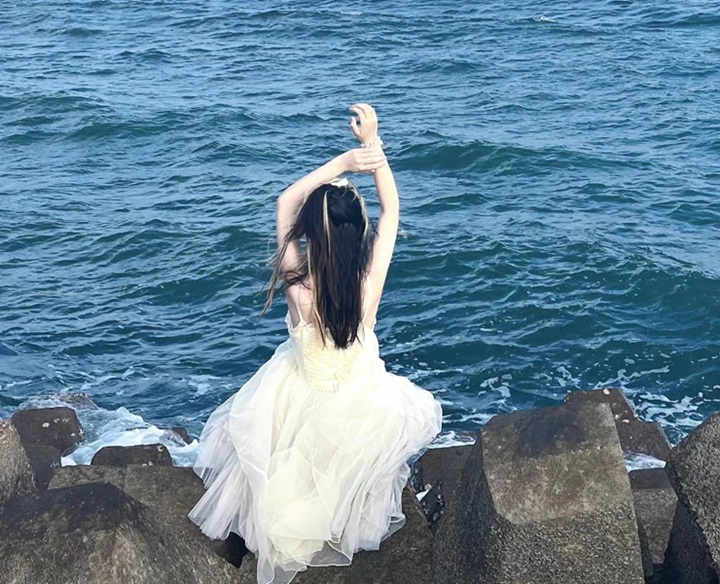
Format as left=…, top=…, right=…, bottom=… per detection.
left=341, top=146, right=387, bottom=174
left=349, top=103, right=379, bottom=145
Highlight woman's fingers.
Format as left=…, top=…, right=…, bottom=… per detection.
left=349, top=106, right=367, bottom=141
left=359, top=148, right=385, bottom=162
left=349, top=105, right=368, bottom=126
left=362, top=159, right=388, bottom=173
left=352, top=103, right=376, bottom=123
left=349, top=103, right=379, bottom=145
left=344, top=146, right=385, bottom=173
left=353, top=102, right=374, bottom=115
left=349, top=116, right=362, bottom=139
left=356, top=148, right=386, bottom=172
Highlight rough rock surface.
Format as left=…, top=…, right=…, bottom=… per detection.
left=163, top=425, right=194, bottom=444
left=50, top=464, right=245, bottom=567
left=91, top=443, right=173, bottom=467
left=433, top=402, right=645, bottom=584
left=664, top=412, right=720, bottom=584
left=50, top=464, right=126, bottom=490
left=0, top=481, right=238, bottom=583
left=55, top=392, right=99, bottom=408
left=21, top=444, right=61, bottom=490
left=565, top=388, right=672, bottom=460
left=10, top=406, right=84, bottom=456
left=417, top=482, right=442, bottom=532
left=0, top=420, right=35, bottom=508
left=236, top=486, right=433, bottom=584
left=411, top=444, right=472, bottom=531
left=629, top=468, right=677, bottom=584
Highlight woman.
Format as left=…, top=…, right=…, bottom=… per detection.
left=188, top=103, right=443, bottom=584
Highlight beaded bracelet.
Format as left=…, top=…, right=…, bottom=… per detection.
left=362, top=136, right=384, bottom=148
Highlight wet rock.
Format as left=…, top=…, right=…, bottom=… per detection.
left=417, top=483, right=442, bottom=531
left=0, top=420, right=35, bottom=507
left=236, top=486, right=433, bottom=584
left=22, top=444, right=61, bottom=490
left=124, top=465, right=246, bottom=567
left=50, top=464, right=245, bottom=568
left=629, top=467, right=672, bottom=491
left=629, top=468, right=677, bottom=584
left=565, top=387, right=637, bottom=421
left=663, top=412, right=720, bottom=584
left=0, top=481, right=238, bottom=583
left=434, top=402, right=645, bottom=584
left=10, top=406, right=84, bottom=456
left=411, top=444, right=472, bottom=532
left=91, top=443, right=173, bottom=467
left=619, top=421, right=672, bottom=462
left=565, top=388, right=672, bottom=460
left=164, top=425, right=194, bottom=444
left=50, top=464, right=126, bottom=491
left=56, top=392, right=99, bottom=409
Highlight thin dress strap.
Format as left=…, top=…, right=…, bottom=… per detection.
left=295, top=285, right=308, bottom=326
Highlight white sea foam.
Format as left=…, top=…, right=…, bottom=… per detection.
left=555, top=365, right=582, bottom=388
left=634, top=390, right=706, bottom=435
left=594, top=366, right=671, bottom=389
left=624, top=452, right=666, bottom=471
left=436, top=396, right=455, bottom=406
left=479, top=375, right=512, bottom=399
left=429, top=429, right=477, bottom=448
left=0, top=379, right=34, bottom=390
left=453, top=411, right=495, bottom=425
left=79, top=367, right=136, bottom=391
left=63, top=408, right=200, bottom=467
left=19, top=394, right=201, bottom=468
left=185, top=374, right=225, bottom=396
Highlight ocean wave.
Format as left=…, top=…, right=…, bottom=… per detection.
left=635, top=11, right=720, bottom=30
left=393, top=138, right=653, bottom=175
left=55, top=26, right=105, bottom=37
left=1, top=93, right=112, bottom=115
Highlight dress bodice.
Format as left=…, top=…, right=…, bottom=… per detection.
left=285, top=312, right=381, bottom=393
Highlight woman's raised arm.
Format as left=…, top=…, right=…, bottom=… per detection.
left=275, top=147, right=387, bottom=273
left=349, top=103, right=398, bottom=314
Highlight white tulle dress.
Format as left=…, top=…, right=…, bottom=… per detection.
left=188, top=305, right=443, bottom=584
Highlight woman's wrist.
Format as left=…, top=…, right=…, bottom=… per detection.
left=361, top=136, right=383, bottom=149
left=333, top=152, right=352, bottom=175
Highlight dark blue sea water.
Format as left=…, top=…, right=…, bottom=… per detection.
left=2, top=0, right=719, bottom=461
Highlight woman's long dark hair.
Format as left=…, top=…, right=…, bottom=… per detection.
left=264, top=181, right=374, bottom=349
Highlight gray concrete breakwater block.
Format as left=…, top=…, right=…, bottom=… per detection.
left=664, top=412, right=720, bottom=584
left=629, top=468, right=677, bottom=584
left=433, top=401, right=645, bottom=584
left=565, top=388, right=672, bottom=461
left=10, top=406, right=84, bottom=456
left=0, top=481, right=238, bottom=584
left=91, top=443, right=174, bottom=467
left=0, top=421, right=35, bottom=508
left=236, top=485, right=433, bottom=584
left=411, top=443, right=473, bottom=532
left=49, top=464, right=246, bottom=568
